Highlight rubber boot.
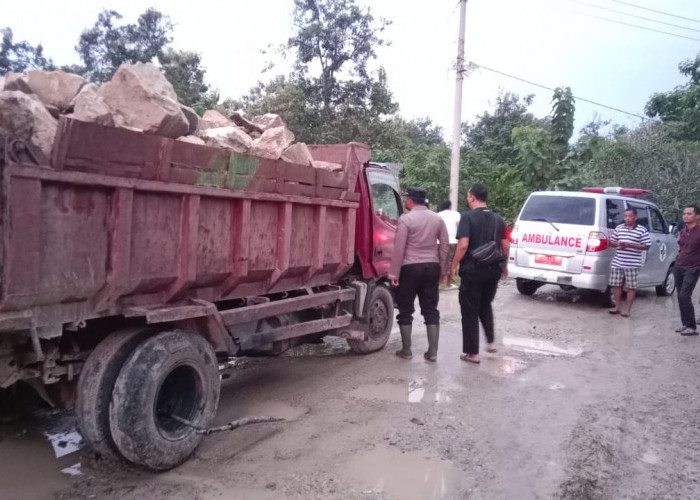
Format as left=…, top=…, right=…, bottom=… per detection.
left=424, top=324, right=439, bottom=362
left=396, top=325, right=412, bottom=359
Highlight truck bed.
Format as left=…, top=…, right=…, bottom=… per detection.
left=0, top=118, right=370, bottom=334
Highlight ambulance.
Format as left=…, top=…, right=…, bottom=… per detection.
left=507, top=188, right=678, bottom=305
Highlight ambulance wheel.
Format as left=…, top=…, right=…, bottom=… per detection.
left=656, top=267, right=675, bottom=296
left=109, top=330, right=220, bottom=470
left=76, top=327, right=154, bottom=460
left=597, top=286, right=615, bottom=308
left=516, top=279, right=540, bottom=296
left=348, top=285, right=393, bottom=354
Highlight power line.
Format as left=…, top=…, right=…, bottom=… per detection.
left=468, top=62, right=658, bottom=122
left=572, top=10, right=700, bottom=41
left=610, top=0, right=700, bottom=24
left=569, top=0, right=700, bottom=33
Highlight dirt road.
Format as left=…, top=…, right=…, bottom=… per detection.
left=3, top=280, right=700, bottom=499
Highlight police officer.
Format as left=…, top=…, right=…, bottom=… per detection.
left=389, top=187, right=450, bottom=361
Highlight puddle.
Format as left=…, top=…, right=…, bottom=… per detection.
left=479, top=356, right=529, bottom=377
left=503, top=336, right=583, bottom=357
left=347, top=378, right=452, bottom=404
left=0, top=413, right=84, bottom=499
left=282, top=336, right=350, bottom=357
left=345, top=447, right=457, bottom=500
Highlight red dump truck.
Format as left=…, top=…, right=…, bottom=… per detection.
left=0, top=118, right=404, bottom=469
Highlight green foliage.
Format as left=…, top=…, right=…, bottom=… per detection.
left=645, top=55, right=700, bottom=141
left=0, top=28, right=54, bottom=73
left=76, top=9, right=173, bottom=82
left=159, top=49, right=218, bottom=113
left=550, top=86, right=575, bottom=159
left=235, top=0, right=397, bottom=144
left=398, top=143, right=451, bottom=207
left=511, top=125, right=557, bottom=190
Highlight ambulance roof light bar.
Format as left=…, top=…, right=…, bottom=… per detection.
left=582, top=187, right=648, bottom=196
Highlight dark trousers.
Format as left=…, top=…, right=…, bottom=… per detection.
left=459, top=265, right=501, bottom=354
left=395, top=263, right=441, bottom=326
left=673, top=266, right=700, bottom=328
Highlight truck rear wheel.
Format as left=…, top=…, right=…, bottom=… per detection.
left=347, top=285, right=393, bottom=354
left=109, top=330, right=220, bottom=470
left=76, top=327, right=154, bottom=460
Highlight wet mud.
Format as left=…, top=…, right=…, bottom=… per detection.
left=3, top=279, right=700, bottom=499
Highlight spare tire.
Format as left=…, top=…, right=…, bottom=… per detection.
left=109, top=330, right=220, bottom=470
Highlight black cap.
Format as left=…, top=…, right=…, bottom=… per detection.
left=403, top=186, right=427, bottom=205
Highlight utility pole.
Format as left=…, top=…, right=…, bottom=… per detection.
left=449, top=0, right=467, bottom=210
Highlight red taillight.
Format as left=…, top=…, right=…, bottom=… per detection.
left=586, top=231, right=608, bottom=252
left=374, top=231, right=391, bottom=243
left=508, top=225, right=518, bottom=245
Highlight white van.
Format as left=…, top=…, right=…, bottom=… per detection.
left=507, top=188, right=678, bottom=305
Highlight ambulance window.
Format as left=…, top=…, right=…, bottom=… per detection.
left=606, top=199, right=625, bottom=229
left=520, top=195, right=595, bottom=225
left=650, top=208, right=666, bottom=233
left=626, top=202, right=650, bottom=230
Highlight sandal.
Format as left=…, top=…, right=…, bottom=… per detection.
left=460, top=354, right=480, bottom=364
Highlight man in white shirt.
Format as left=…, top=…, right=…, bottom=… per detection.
left=438, top=200, right=461, bottom=287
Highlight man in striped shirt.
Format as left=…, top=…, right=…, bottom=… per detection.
left=608, top=208, right=651, bottom=317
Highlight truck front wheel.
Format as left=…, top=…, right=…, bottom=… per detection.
left=347, top=285, right=393, bottom=354
left=109, top=330, right=220, bottom=470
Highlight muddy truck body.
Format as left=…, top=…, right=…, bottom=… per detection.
left=0, top=118, right=403, bottom=469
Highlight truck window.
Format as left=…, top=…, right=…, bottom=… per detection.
left=606, top=199, right=625, bottom=229
left=367, top=170, right=401, bottom=222
left=626, top=202, right=650, bottom=230
left=650, top=208, right=666, bottom=233
left=520, top=195, right=595, bottom=225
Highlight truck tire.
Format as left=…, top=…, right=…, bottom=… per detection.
left=348, top=285, right=393, bottom=354
left=516, top=278, right=540, bottom=296
left=75, top=327, right=154, bottom=460
left=109, top=330, right=220, bottom=470
left=656, top=267, right=676, bottom=296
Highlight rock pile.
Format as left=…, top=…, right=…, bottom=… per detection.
left=0, top=63, right=342, bottom=171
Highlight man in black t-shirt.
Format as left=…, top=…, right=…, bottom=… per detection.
left=450, top=184, right=509, bottom=364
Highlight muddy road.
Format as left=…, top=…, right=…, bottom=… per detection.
left=3, top=280, right=700, bottom=500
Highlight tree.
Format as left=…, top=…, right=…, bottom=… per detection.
left=645, top=54, right=700, bottom=141
left=0, top=28, right=54, bottom=74
left=511, top=125, right=557, bottom=190
left=159, top=49, right=219, bottom=114
left=288, top=0, right=392, bottom=117
left=76, top=9, right=173, bottom=82
left=550, top=86, right=575, bottom=159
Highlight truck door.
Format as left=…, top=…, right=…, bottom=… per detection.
left=366, top=168, right=402, bottom=277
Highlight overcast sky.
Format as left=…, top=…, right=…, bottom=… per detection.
left=4, top=0, right=699, bottom=138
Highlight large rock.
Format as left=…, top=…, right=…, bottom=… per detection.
left=249, top=126, right=295, bottom=160
left=180, top=105, right=199, bottom=135
left=177, top=135, right=206, bottom=145
left=70, top=83, right=114, bottom=127
left=312, top=160, right=344, bottom=172
left=0, top=91, right=58, bottom=156
left=27, top=70, right=84, bottom=111
left=199, top=110, right=232, bottom=131
left=98, top=63, right=188, bottom=138
left=199, top=126, right=252, bottom=153
left=3, top=72, right=32, bottom=94
left=281, top=143, right=314, bottom=167
left=251, top=113, right=285, bottom=131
